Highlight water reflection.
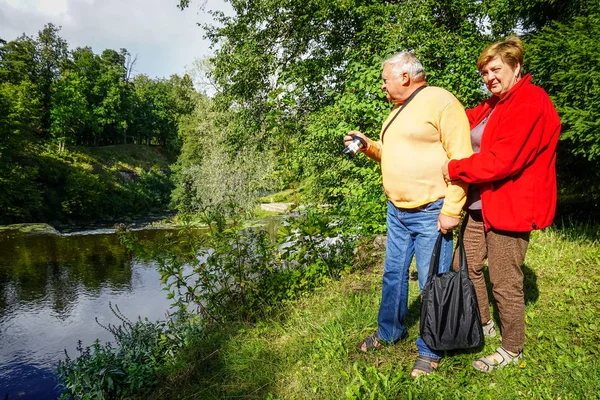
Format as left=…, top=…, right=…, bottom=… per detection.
left=0, top=229, right=177, bottom=399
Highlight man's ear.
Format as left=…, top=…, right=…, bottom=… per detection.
left=402, top=71, right=410, bottom=85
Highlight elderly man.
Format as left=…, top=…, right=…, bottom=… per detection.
left=344, top=52, right=472, bottom=377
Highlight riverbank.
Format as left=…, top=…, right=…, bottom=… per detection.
left=0, top=143, right=174, bottom=227
left=0, top=214, right=176, bottom=237
left=137, top=222, right=600, bottom=399
left=0, top=202, right=294, bottom=237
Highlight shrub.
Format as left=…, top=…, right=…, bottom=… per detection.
left=57, top=303, right=202, bottom=399
left=120, top=203, right=356, bottom=323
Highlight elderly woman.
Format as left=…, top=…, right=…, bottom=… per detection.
left=442, top=36, right=561, bottom=372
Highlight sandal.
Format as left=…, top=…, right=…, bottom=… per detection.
left=411, top=355, right=439, bottom=378
left=482, top=320, right=497, bottom=338
left=359, top=332, right=383, bottom=352
left=472, top=346, right=523, bottom=373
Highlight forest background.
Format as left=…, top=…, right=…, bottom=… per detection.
left=1, top=0, right=599, bottom=228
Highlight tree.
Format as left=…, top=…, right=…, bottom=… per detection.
left=179, top=1, right=497, bottom=213
left=526, top=9, right=600, bottom=198
left=50, top=70, right=92, bottom=150
left=35, top=23, right=69, bottom=137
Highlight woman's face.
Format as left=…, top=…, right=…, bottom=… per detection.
left=480, top=55, right=520, bottom=99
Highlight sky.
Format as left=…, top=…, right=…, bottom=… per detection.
left=0, top=0, right=232, bottom=79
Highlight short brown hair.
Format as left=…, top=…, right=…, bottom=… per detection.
left=477, top=36, right=524, bottom=75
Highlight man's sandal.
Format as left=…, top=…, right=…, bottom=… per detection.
left=410, top=355, right=439, bottom=378
left=472, top=347, right=522, bottom=373
left=482, top=320, right=497, bottom=338
left=359, top=332, right=383, bottom=352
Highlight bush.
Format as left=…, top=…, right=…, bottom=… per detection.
left=57, top=303, right=202, bottom=399
left=120, top=204, right=356, bottom=323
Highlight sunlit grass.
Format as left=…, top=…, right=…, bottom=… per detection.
left=142, top=223, right=600, bottom=399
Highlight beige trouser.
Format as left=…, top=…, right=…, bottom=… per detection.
left=453, top=210, right=530, bottom=353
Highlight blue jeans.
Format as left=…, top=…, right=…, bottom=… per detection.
left=377, top=199, right=453, bottom=360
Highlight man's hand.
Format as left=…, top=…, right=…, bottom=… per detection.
left=442, top=160, right=451, bottom=183
left=437, top=213, right=460, bottom=234
left=344, top=130, right=369, bottom=151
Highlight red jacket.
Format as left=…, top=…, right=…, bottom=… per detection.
left=448, top=74, right=561, bottom=232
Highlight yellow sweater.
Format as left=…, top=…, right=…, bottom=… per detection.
left=363, top=86, right=472, bottom=218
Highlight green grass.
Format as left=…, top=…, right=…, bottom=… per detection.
left=142, top=223, right=600, bottom=400
left=75, top=144, right=174, bottom=176
left=257, top=182, right=307, bottom=204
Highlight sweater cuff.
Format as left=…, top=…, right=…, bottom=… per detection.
left=362, top=139, right=378, bottom=160
left=440, top=208, right=462, bottom=219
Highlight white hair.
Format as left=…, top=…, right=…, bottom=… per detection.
left=382, top=52, right=426, bottom=82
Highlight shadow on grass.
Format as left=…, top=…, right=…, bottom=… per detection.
left=404, top=293, right=422, bottom=333
left=152, top=326, right=280, bottom=400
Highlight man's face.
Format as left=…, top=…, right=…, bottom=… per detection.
left=480, top=55, right=520, bottom=99
left=381, top=63, right=407, bottom=103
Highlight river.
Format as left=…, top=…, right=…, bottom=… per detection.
left=0, top=227, right=178, bottom=399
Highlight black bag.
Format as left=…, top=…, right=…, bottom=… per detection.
left=420, top=231, right=484, bottom=351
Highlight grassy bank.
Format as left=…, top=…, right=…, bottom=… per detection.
left=1, top=143, right=174, bottom=226
left=143, top=223, right=600, bottom=399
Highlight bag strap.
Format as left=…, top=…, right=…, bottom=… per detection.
left=427, top=233, right=445, bottom=279
left=427, top=229, right=467, bottom=278
left=381, top=85, right=427, bottom=144
left=457, top=217, right=468, bottom=273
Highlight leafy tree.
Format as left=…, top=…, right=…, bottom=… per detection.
left=51, top=47, right=101, bottom=147
left=35, top=23, right=69, bottom=137
left=93, top=49, right=131, bottom=146
left=170, top=91, right=276, bottom=213
left=180, top=0, right=496, bottom=220
left=50, top=71, right=92, bottom=150
left=526, top=9, right=600, bottom=199
left=508, top=0, right=595, bottom=32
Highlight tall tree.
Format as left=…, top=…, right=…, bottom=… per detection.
left=526, top=9, right=600, bottom=197
left=35, top=23, right=69, bottom=137
left=93, top=49, right=131, bottom=145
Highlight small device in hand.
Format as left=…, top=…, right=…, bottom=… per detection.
left=343, top=135, right=367, bottom=158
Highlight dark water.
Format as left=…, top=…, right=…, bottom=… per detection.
left=0, top=228, right=178, bottom=399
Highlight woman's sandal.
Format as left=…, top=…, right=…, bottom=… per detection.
left=472, top=346, right=522, bottom=373
left=482, top=320, right=497, bottom=338
left=359, top=332, right=383, bottom=352
left=410, top=355, right=439, bottom=378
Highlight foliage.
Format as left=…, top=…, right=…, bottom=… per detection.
left=505, top=0, right=596, bottom=32
left=120, top=204, right=355, bottom=323
left=0, top=24, right=195, bottom=224
left=525, top=9, right=600, bottom=199
left=0, top=143, right=173, bottom=224
left=527, top=11, right=600, bottom=162
left=138, top=222, right=600, bottom=399
left=57, top=303, right=202, bottom=399
left=170, top=92, right=277, bottom=214
left=0, top=163, right=43, bottom=222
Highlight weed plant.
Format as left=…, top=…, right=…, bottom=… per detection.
left=141, top=221, right=600, bottom=400
left=119, top=203, right=355, bottom=323
left=57, top=303, right=201, bottom=399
